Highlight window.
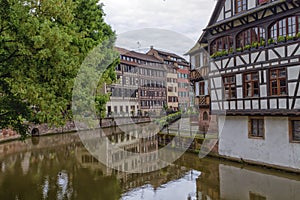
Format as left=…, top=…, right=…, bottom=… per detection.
left=210, top=36, right=233, bottom=55
left=270, top=16, right=300, bottom=40
left=237, top=27, right=265, bottom=49
left=235, top=0, right=247, bottom=14
left=203, top=112, right=209, bottom=121
left=199, top=81, right=205, bottom=96
left=194, top=54, right=200, bottom=68
left=269, top=68, right=287, bottom=96
left=244, top=72, right=259, bottom=97
left=289, top=118, right=300, bottom=142
left=248, top=117, right=264, bottom=138
left=223, top=75, right=236, bottom=99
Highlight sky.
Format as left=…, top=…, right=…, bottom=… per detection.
left=101, top=0, right=216, bottom=56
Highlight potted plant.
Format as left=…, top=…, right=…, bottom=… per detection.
left=277, top=35, right=285, bottom=43
left=236, top=47, right=242, bottom=53
left=211, top=52, right=217, bottom=58
left=286, top=35, right=294, bottom=41
left=251, top=41, right=259, bottom=49
left=296, top=32, right=300, bottom=39
left=244, top=44, right=251, bottom=51
left=229, top=47, right=234, bottom=54
left=260, top=39, right=266, bottom=47
left=221, top=50, right=228, bottom=57
left=268, top=38, right=275, bottom=45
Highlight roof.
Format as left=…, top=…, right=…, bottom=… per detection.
left=115, top=46, right=162, bottom=63
left=184, top=41, right=208, bottom=56
left=205, top=0, right=285, bottom=30
left=148, top=47, right=189, bottom=66
left=154, top=48, right=186, bottom=61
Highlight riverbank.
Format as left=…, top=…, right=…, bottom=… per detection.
left=2, top=124, right=300, bottom=174
left=157, top=132, right=300, bottom=174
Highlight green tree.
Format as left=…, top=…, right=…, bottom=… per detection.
left=0, top=0, right=117, bottom=137
left=95, top=57, right=119, bottom=125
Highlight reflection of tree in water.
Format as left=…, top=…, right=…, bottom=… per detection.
left=0, top=133, right=223, bottom=200
left=0, top=141, right=122, bottom=200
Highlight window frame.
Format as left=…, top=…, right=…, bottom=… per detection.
left=243, top=72, right=260, bottom=98
left=235, top=0, right=247, bottom=14
left=269, top=68, right=287, bottom=96
left=270, top=16, right=300, bottom=40
left=223, top=75, right=236, bottom=100
left=236, top=27, right=265, bottom=49
left=289, top=118, right=300, bottom=143
left=203, top=111, right=209, bottom=121
left=210, top=36, right=234, bottom=55
left=248, top=117, right=265, bottom=139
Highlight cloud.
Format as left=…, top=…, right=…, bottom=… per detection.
left=116, top=28, right=195, bottom=57
left=101, top=0, right=216, bottom=55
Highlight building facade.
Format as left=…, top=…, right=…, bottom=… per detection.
left=147, top=47, right=191, bottom=112
left=186, top=43, right=212, bottom=133
left=106, top=47, right=167, bottom=117
left=106, top=47, right=139, bottom=117
left=199, top=0, right=300, bottom=171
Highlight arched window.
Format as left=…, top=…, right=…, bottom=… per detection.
left=270, top=16, right=300, bottom=40
left=203, top=111, right=209, bottom=121
left=210, top=36, right=233, bottom=55
left=236, top=27, right=265, bottom=48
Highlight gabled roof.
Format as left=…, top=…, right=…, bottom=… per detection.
left=127, top=51, right=162, bottom=63
left=206, top=0, right=225, bottom=28
left=115, top=46, right=162, bottom=63
left=148, top=47, right=189, bottom=64
left=155, top=49, right=184, bottom=60
left=205, top=0, right=286, bottom=31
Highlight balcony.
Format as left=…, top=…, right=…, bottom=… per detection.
left=195, top=95, right=210, bottom=107
left=190, top=67, right=208, bottom=81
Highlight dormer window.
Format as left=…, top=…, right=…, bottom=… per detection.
left=235, top=0, right=247, bottom=14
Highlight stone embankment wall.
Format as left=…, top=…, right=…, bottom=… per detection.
left=0, top=117, right=151, bottom=141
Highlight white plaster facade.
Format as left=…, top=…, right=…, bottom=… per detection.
left=218, top=116, right=300, bottom=170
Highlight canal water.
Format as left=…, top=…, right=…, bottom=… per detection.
left=0, top=130, right=299, bottom=200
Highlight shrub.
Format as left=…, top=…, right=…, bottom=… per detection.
left=260, top=40, right=266, bottom=47
left=297, top=32, right=300, bottom=39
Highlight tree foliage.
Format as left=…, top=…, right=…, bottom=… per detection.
left=0, top=0, right=117, bottom=137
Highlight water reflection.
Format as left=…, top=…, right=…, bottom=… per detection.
left=0, top=130, right=299, bottom=199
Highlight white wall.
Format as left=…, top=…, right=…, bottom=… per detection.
left=219, top=164, right=300, bottom=200
left=218, top=116, right=300, bottom=170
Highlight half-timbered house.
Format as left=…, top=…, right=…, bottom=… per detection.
left=107, top=47, right=167, bottom=117
left=147, top=47, right=191, bottom=111
left=199, top=0, right=300, bottom=171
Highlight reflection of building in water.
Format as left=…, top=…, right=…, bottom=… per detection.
left=76, top=125, right=194, bottom=193
left=77, top=124, right=160, bottom=175
left=219, top=164, right=300, bottom=200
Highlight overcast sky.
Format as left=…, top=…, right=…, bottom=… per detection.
left=101, top=0, right=216, bottom=56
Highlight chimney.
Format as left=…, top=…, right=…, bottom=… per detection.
left=150, top=45, right=153, bottom=50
